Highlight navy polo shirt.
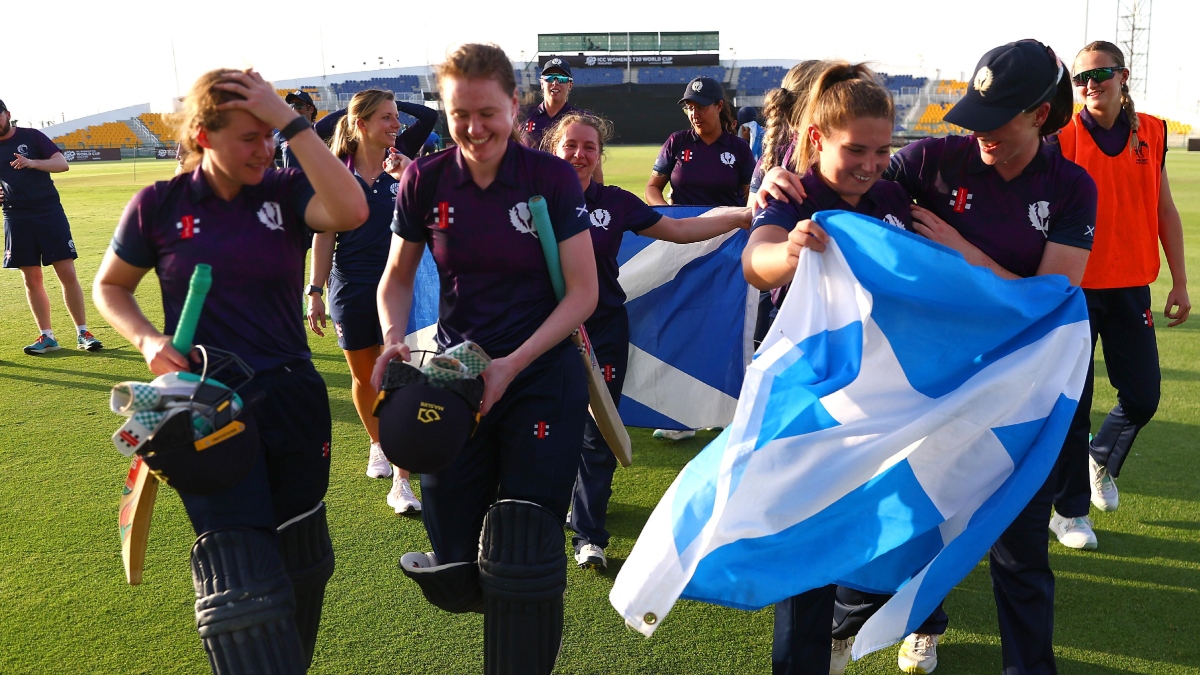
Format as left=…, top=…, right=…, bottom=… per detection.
left=392, top=140, right=590, bottom=357
left=653, top=129, right=754, bottom=207
left=521, top=101, right=582, bottom=149
left=0, top=127, right=64, bottom=215
left=583, top=180, right=663, bottom=315
left=753, top=166, right=913, bottom=233
left=111, top=168, right=316, bottom=372
left=885, top=136, right=1097, bottom=279
left=332, top=156, right=399, bottom=283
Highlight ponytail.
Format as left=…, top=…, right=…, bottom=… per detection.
left=759, top=60, right=825, bottom=173
left=1076, top=41, right=1140, bottom=154
left=789, top=61, right=893, bottom=173
left=329, top=88, right=395, bottom=159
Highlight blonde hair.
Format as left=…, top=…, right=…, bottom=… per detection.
left=790, top=61, right=894, bottom=173
left=1077, top=41, right=1140, bottom=155
left=760, top=61, right=826, bottom=173
left=329, top=89, right=395, bottom=159
left=539, top=112, right=614, bottom=157
left=172, top=68, right=250, bottom=173
left=437, top=43, right=522, bottom=143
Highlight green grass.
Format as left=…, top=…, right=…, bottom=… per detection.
left=0, top=148, right=1198, bottom=674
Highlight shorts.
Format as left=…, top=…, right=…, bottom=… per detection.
left=3, top=208, right=77, bottom=268
left=328, top=274, right=384, bottom=352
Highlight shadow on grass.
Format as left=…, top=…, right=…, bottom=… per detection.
left=1160, top=367, right=1200, bottom=382
left=1142, top=520, right=1200, bottom=531
left=0, top=369, right=113, bottom=393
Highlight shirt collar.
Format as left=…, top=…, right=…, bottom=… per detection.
left=187, top=167, right=214, bottom=204
left=1079, top=106, right=1130, bottom=134
left=965, top=136, right=1050, bottom=176
left=685, top=128, right=731, bottom=148
left=584, top=178, right=602, bottom=202
left=448, top=139, right=522, bottom=189
left=538, top=101, right=573, bottom=119
left=799, top=166, right=877, bottom=212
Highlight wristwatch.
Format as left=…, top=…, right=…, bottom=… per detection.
left=306, top=284, right=323, bottom=297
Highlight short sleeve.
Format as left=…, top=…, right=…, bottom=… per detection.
left=545, top=157, right=590, bottom=241
left=110, top=185, right=160, bottom=269
left=616, top=189, right=663, bottom=233
left=749, top=157, right=765, bottom=193
left=1047, top=172, right=1097, bottom=251
left=392, top=160, right=429, bottom=242
left=278, top=168, right=315, bottom=231
left=751, top=196, right=804, bottom=233
left=652, top=135, right=676, bottom=175
left=32, top=130, right=61, bottom=159
left=883, top=139, right=936, bottom=198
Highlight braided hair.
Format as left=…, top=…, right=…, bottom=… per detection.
left=759, top=60, right=825, bottom=173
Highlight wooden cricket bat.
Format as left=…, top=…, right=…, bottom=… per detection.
left=120, top=263, right=212, bottom=585
left=528, top=196, right=633, bottom=467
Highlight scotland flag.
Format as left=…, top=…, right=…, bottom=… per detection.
left=405, top=206, right=757, bottom=430
left=609, top=210, right=1091, bottom=658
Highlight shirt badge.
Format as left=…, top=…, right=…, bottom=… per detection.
left=882, top=214, right=905, bottom=228
left=950, top=187, right=973, bottom=213
left=16, top=144, right=29, bottom=156
left=508, top=201, right=538, bottom=238
left=432, top=202, right=454, bottom=229
left=1027, top=201, right=1051, bottom=237
left=680, top=149, right=693, bottom=162
left=720, top=152, right=736, bottom=166
left=533, top=421, right=551, bottom=438
left=257, top=201, right=284, bottom=231
left=390, top=183, right=400, bottom=196
left=590, top=209, right=612, bottom=230
left=176, top=215, right=201, bottom=239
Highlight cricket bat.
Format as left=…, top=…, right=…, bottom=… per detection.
left=120, top=263, right=212, bottom=584
left=528, top=196, right=633, bottom=467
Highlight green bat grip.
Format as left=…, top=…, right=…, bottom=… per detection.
left=171, top=264, right=212, bottom=353
left=528, top=196, right=566, bottom=301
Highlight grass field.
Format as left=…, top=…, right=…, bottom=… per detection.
left=1, top=146, right=1198, bottom=674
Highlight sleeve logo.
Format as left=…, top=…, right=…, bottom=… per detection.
left=257, top=201, right=284, bottom=231
left=590, top=208, right=612, bottom=230
left=508, top=201, right=538, bottom=238
left=1027, top=201, right=1050, bottom=237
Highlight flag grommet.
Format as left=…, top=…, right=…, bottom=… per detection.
left=643, top=613, right=657, bottom=625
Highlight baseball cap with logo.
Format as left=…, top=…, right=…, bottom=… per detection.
left=944, top=39, right=1064, bottom=133
left=541, top=57, right=572, bottom=78
left=285, top=90, right=316, bottom=108
left=679, top=77, right=725, bottom=108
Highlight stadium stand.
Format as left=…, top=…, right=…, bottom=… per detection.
left=534, top=67, right=625, bottom=87
left=138, top=113, right=177, bottom=143
left=879, top=73, right=927, bottom=92
left=935, top=79, right=968, bottom=96
left=1068, top=103, right=1192, bottom=135
left=331, top=76, right=422, bottom=96
left=53, top=121, right=140, bottom=149
left=910, top=102, right=965, bottom=136
left=737, top=67, right=788, bottom=96
left=636, top=66, right=726, bottom=85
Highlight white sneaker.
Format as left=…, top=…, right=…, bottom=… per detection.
left=387, top=476, right=422, bottom=514
left=652, top=429, right=696, bottom=441
left=366, top=443, right=392, bottom=478
left=830, top=636, right=854, bottom=675
left=1089, top=455, right=1119, bottom=511
left=1049, top=512, right=1098, bottom=550
left=897, top=633, right=939, bottom=674
left=575, top=543, right=607, bottom=570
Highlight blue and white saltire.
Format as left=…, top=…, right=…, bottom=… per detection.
left=609, top=210, right=1091, bottom=659
left=404, top=206, right=757, bottom=431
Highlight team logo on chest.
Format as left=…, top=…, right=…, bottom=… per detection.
left=1027, top=201, right=1050, bottom=237
left=431, top=202, right=454, bottom=229
left=1134, top=139, right=1150, bottom=165
left=602, top=364, right=617, bottom=382
left=720, top=152, right=736, bottom=166
left=16, top=144, right=29, bottom=156
left=533, top=421, right=551, bottom=438
left=526, top=120, right=536, bottom=133
left=590, top=208, right=612, bottom=230
left=508, top=201, right=538, bottom=238
left=950, top=187, right=973, bottom=212
left=257, top=201, right=284, bottom=231
left=680, top=149, right=693, bottom=162
left=882, top=214, right=904, bottom=228
left=176, top=215, right=201, bottom=239
left=390, top=183, right=400, bottom=196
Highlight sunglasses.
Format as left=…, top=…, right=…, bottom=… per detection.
left=1072, top=67, right=1124, bottom=86
left=290, top=102, right=311, bottom=111
left=541, top=74, right=572, bottom=84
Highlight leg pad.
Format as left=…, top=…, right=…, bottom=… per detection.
left=277, top=502, right=335, bottom=668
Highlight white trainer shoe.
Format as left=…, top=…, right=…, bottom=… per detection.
left=366, top=442, right=392, bottom=479
left=897, top=633, right=939, bottom=674
left=830, top=636, right=854, bottom=675
left=1049, top=512, right=1097, bottom=550
left=652, top=429, right=696, bottom=441
left=575, top=543, right=607, bottom=570
left=1089, top=455, right=1119, bottom=511
left=387, top=476, right=422, bottom=514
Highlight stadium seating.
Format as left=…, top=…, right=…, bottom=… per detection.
left=53, top=121, right=140, bottom=149
left=935, top=80, right=968, bottom=96
left=636, top=66, right=726, bottom=86
left=909, top=103, right=965, bottom=136
left=737, top=67, right=788, bottom=96
left=878, top=72, right=927, bottom=92
left=331, top=76, right=422, bottom=96
left=1069, top=104, right=1193, bottom=135
left=139, top=113, right=177, bottom=143
left=534, top=67, right=624, bottom=87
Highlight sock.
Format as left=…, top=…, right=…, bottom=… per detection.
left=40, top=329, right=55, bottom=339
left=76, top=324, right=88, bottom=334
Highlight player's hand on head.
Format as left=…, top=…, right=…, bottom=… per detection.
left=213, top=69, right=296, bottom=130
left=141, top=334, right=190, bottom=376
left=1164, top=285, right=1191, bottom=327
left=306, top=295, right=326, bottom=336
left=370, top=342, right=412, bottom=392
left=786, top=219, right=828, bottom=261
left=479, top=355, right=521, bottom=416
left=755, top=167, right=807, bottom=210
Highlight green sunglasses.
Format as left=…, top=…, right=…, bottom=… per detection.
left=1072, top=66, right=1124, bottom=86
left=541, top=74, right=572, bottom=84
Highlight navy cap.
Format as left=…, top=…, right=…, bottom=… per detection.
left=679, top=77, right=725, bottom=107
left=285, top=90, right=315, bottom=108
left=737, top=106, right=758, bottom=126
left=945, top=40, right=1064, bottom=133
left=541, top=56, right=572, bottom=78
left=0, top=99, right=7, bottom=114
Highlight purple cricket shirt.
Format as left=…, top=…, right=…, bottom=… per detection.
left=753, top=166, right=913, bottom=234
left=521, top=101, right=583, bottom=150
left=112, top=168, right=316, bottom=372
left=653, top=129, right=754, bottom=207
left=392, top=140, right=590, bottom=358
left=885, top=135, right=1096, bottom=278
left=0, top=127, right=65, bottom=214
left=582, top=180, right=663, bottom=316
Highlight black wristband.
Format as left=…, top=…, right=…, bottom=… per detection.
left=280, top=115, right=311, bottom=141
left=306, top=284, right=323, bottom=297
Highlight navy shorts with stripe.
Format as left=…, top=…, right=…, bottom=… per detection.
left=328, top=274, right=384, bottom=352
left=3, top=208, right=77, bottom=268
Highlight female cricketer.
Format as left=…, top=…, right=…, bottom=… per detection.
left=304, top=89, right=422, bottom=515
left=756, top=41, right=1096, bottom=675
left=93, top=68, right=368, bottom=674
left=1049, top=40, right=1190, bottom=551
left=543, top=111, right=752, bottom=572
left=371, top=43, right=596, bottom=674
